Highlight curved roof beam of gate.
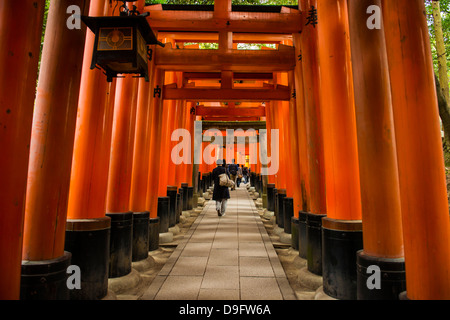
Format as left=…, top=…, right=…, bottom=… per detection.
left=144, top=5, right=302, bottom=34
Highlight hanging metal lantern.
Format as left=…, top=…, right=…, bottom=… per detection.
left=81, top=0, right=164, bottom=82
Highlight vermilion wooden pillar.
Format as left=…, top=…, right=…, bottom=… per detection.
left=129, top=72, right=155, bottom=262
left=382, top=0, right=450, bottom=300
left=166, top=98, right=179, bottom=188
left=299, top=0, right=326, bottom=218
left=130, top=77, right=152, bottom=213
left=174, top=99, right=187, bottom=187
left=317, top=0, right=363, bottom=300
left=129, top=0, right=152, bottom=211
left=268, top=89, right=281, bottom=189
left=265, top=101, right=276, bottom=186
left=299, top=0, right=327, bottom=276
left=21, top=0, right=90, bottom=299
left=146, top=68, right=165, bottom=219
left=158, top=71, right=176, bottom=197
left=106, top=76, right=138, bottom=213
left=105, top=75, right=138, bottom=278
left=280, top=73, right=291, bottom=194
left=173, top=74, right=186, bottom=189
left=0, top=0, right=45, bottom=300
left=67, top=0, right=114, bottom=220
left=293, top=33, right=310, bottom=214
left=186, top=102, right=196, bottom=189
left=287, top=71, right=302, bottom=246
left=272, top=74, right=287, bottom=192
left=144, top=64, right=163, bottom=251
left=185, top=100, right=194, bottom=186
left=273, top=72, right=292, bottom=236
left=65, top=0, right=116, bottom=300
left=280, top=41, right=295, bottom=209
left=347, top=0, right=406, bottom=299
left=181, top=101, right=190, bottom=185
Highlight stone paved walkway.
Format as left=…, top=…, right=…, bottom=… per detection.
left=140, top=187, right=296, bottom=300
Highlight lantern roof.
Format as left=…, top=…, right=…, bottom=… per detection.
left=81, top=13, right=164, bottom=47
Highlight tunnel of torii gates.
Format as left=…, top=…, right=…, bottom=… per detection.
left=0, top=0, right=450, bottom=301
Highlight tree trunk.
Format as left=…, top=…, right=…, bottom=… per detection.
left=436, top=73, right=450, bottom=148
left=432, top=0, right=450, bottom=104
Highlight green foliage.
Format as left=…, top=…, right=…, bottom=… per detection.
left=425, top=0, right=450, bottom=77
left=37, top=0, right=51, bottom=81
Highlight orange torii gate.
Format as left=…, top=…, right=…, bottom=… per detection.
left=0, top=0, right=449, bottom=301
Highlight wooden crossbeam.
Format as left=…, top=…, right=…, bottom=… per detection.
left=163, top=87, right=290, bottom=101
left=157, top=32, right=292, bottom=44
left=144, top=6, right=302, bottom=33
left=201, top=120, right=266, bottom=130
left=155, top=43, right=295, bottom=72
left=196, top=105, right=265, bottom=117
left=201, top=116, right=261, bottom=121
left=183, top=72, right=273, bottom=80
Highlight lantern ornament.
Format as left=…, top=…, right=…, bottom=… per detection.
left=81, top=0, right=164, bottom=82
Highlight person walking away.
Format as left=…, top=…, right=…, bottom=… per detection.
left=242, top=166, right=249, bottom=184
left=236, top=165, right=243, bottom=188
left=212, top=159, right=230, bottom=216
left=227, top=159, right=239, bottom=191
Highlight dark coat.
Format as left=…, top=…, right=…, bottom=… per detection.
left=228, top=163, right=239, bottom=176
left=212, top=165, right=230, bottom=201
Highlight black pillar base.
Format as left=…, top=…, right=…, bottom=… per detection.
left=276, top=189, right=286, bottom=229
left=322, top=218, right=363, bottom=300
left=306, top=212, right=326, bottom=275
left=356, top=250, right=406, bottom=300
left=273, top=188, right=278, bottom=221
left=267, top=183, right=275, bottom=212
left=202, top=178, right=207, bottom=193
left=132, top=211, right=150, bottom=262
left=20, top=251, right=72, bottom=300
left=181, top=183, right=188, bottom=211
left=106, top=212, right=133, bottom=278
left=283, top=197, right=294, bottom=234
left=298, top=211, right=307, bottom=259
left=64, top=217, right=111, bottom=300
left=167, top=186, right=178, bottom=228
left=148, top=217, right=160, bottom=251
left=157, top=196, right=170, bottom=233
left=176, top=192, right=181, bottom=224
left=187, top=186, right=194, bottom=210
left=291, top=217, right=299, bottom=250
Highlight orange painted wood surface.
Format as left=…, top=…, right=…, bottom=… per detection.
left=158, top=71, right=177, bottom=196
left=146, top=69, right=165, bottom=218
left=293, top=33, right=310, bottom=213
left=68, top=0, right=114, bottom=220
left=22, top=0, right=90, bottom=261
left=0, top=0, right=45, bottom=299
left=287, top=71, right=302, bottom=216
left=185, top=102, right=196, bottom=186
left=155, top=43, right=295, bottom=73
left=299, top=0, right=326, bottom=216
left=317, top=0, right=361, bottom=221
left=382, top=0, right=450, bottom=299
left=130, top=77, right=153, bottom=213
left=347, top=0, right=404, bottom=258
left=144, top=6, right=302, bottom=34
left=106, top=76, right=138, bottom=213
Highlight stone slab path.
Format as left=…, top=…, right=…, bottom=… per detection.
left=140, top=187, right=296, bottom=300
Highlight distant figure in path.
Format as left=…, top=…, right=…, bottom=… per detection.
left=227, top=159, right=239, bottom=191
left=212, top=159, right=230, bottom=217
left=236, top=164, right=243, bottom=188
